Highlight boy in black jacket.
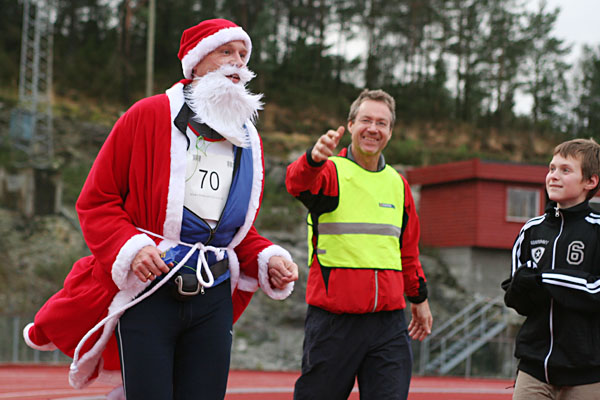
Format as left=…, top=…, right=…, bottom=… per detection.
left=502, top=138, right=600, bottom=399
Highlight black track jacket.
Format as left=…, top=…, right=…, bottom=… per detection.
left=502, top=200, right=600, bottom=386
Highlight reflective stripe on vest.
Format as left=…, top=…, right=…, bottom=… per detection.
left=309, top=156, right=404, bottom=270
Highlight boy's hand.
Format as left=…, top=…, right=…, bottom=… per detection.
left=512, top=265, right=548, bottom=304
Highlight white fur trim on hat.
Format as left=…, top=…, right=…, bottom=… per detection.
left=181, top=26, right=252, bottom=79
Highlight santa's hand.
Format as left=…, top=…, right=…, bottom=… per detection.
left=311, top=126, right=345, bottom=162
left=131, top=245, right=171, bottom=282
left=267, top=256, right=299, bottom=289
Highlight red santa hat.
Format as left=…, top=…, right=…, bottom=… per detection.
left=178, top=18, right=252, bottom=79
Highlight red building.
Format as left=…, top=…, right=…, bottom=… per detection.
left=406, top=158, right=548, bottom=250
left=405, top=158, right=548, bottom=296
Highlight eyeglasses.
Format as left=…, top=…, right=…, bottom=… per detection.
left=357, top=118, right=389, bottom=129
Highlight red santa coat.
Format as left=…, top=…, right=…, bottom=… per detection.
left=23, top=80, right=294, bottom=389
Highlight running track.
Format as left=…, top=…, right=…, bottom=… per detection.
left=0, top=364, right=514, bottom=399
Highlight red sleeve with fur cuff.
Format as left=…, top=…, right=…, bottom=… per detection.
left=75, top=95, right=173, bottom=289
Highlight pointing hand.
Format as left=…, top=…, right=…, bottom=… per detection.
left=311, top=126, right=345, bottom=162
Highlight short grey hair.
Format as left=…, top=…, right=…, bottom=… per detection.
left=347, top=89, right=396, bottom=127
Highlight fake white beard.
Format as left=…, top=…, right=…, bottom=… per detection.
left=186, top=65, right=263, bottom=147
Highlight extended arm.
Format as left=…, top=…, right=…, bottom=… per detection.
left=285, top=127, right=345, bottom=213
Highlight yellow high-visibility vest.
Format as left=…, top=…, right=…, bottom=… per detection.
left=308, top=156, right=404, bottom=270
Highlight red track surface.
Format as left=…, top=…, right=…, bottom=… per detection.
left=0, top=364, right=514, bottom=400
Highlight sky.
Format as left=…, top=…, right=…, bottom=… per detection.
left=515, top=0, right=600, bottom=113
left=534, top=0, right=600, bottom=63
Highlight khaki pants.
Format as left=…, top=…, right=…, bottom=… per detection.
left=513, top=370, right=600, bottom=400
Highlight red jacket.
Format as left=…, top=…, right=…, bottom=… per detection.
left=285, top=147, right=427, bottom=314
left=24, top=81, right=294, bottom=389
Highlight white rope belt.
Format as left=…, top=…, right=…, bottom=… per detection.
left=136, top=227, right=227, bottom=288
left=71, top=228, right=227, bottom=371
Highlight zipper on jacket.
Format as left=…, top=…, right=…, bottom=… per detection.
left=544, top=209, right=563, bottom=382
left=372, top=270, right=379, bottom=312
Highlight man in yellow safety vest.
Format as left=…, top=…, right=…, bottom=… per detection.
left=286, top=88, right=433, bottom=400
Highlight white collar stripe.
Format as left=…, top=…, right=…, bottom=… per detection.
left=585, top=216, right=600, bottom=224
left=522, top=215, right=546, bottom=231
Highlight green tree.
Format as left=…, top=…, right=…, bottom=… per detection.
left=3, top=0, right=598, bottom=136
left=53, top=0, right=126, bottom=100
left=522, top=1, right=570, bottom=127
left=0, top=0, right=23, bottom=90
left=445, top=0, right=488, bottom=122
left=480, top=0, right=527, bottom=128
left=152, top=0, right=218, bottom=90
left=361, top=0, right=410, bottom=88
left=573, top=45, right=600, bottom=139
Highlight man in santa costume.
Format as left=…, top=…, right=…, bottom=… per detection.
left=23, top=18, right=298, bottom=399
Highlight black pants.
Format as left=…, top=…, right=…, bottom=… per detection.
left=294, top=306, right=412, bottom=400
left=116, top=279, right=233, bottom=400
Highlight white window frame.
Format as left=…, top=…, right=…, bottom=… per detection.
left=506, top=187, right=540, bottom=222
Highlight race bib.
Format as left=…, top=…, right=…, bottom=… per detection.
left=184, top=133, right=234, bottom=221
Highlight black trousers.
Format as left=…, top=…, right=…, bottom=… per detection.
left=294, top=305, right=413, bottom=400
left=116, top=279, right=233, bottom=400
